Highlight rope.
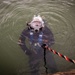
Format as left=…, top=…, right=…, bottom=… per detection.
left=42, top=44, right=75, bottom=64
left=43, top=47, right=48, bottom=74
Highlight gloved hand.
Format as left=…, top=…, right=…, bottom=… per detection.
left=18, top=39, right=24, bottom=45
left=41, top=44, right=47, bottom=49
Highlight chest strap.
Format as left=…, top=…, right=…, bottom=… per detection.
left=29, top=31, right=43, bottom=44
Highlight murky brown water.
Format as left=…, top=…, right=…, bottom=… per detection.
left=0, top=0, right=75, bottom=75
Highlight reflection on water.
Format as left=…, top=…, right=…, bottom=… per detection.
left=0, top=0, right=75, bottom=75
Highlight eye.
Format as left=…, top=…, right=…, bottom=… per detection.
left=40, top=27, right=42, bottom=31
left=30, top=26, right=34, bottom=29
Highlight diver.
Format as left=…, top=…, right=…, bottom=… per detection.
left=18, top=15, right=57, bottom=75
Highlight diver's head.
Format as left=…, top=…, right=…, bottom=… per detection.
left=27, top=15, right=45, bottom=32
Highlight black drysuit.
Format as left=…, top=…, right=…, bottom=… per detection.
left=18, top=25, right=57, bottom=75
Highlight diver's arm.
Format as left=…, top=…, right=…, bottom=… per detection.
left=18, top=29, right=31, bottom=55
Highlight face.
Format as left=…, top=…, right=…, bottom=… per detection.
left=30, top=21, right=42, bottom=32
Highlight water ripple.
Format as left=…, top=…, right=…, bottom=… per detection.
left=0, top=0, right=75, bottom=72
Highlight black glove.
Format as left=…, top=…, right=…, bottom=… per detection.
left=41, top=44, right=47, bottom=49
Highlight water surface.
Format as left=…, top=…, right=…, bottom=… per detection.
left=0, top=0, right=75, bottom=75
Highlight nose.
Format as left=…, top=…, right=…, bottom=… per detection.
left=36, top=25, right=38, bottom=26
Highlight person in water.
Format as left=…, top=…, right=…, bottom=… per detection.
left=18, top=15, right=57, bottom=75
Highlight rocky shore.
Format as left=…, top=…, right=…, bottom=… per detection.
left=48, top=69, right=75, bottom=75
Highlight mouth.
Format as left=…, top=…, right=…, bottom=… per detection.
left=35, top=30, right=38, bottom=32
